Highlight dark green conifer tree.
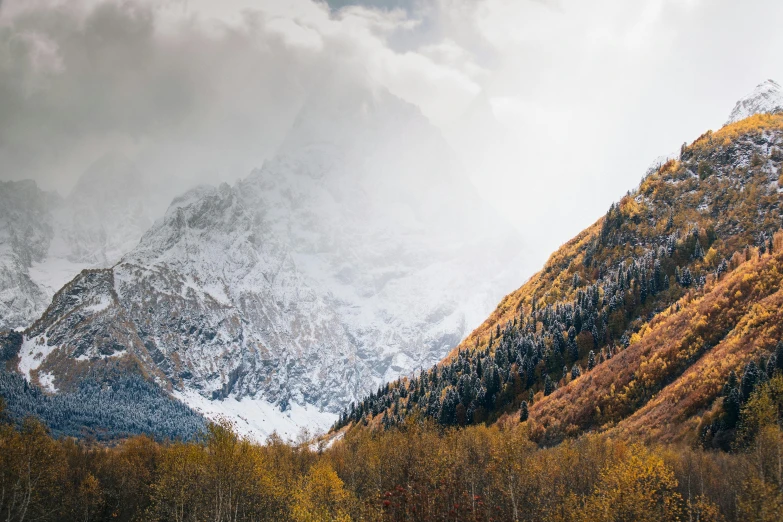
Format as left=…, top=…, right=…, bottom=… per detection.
left=587, top=350, right=596, bottom=371
left=519, top=400, right=529, bottom=422
left=723, top=387, right=741, bottom=429
left=740, top=361, right=760, bottom=401
left=544, top=375, right=555, bottom=396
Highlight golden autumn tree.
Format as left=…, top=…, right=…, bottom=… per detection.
left=0, top=418, right=67, bottom=521
left=580, top=445, right=683, bottom=522
left=292, top=460, right=353, bottom=522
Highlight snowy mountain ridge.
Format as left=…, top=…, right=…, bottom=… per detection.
left=12, top=80, right=527, bottom=440
left=726, top=79, right=783, bottom=125
left=0, top=180, right=56, bottom=331
left=0, top=157, right=165, bottom=331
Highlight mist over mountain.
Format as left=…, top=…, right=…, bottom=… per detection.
left=342, top=79, right=783, bottom=448
left=0, top=180, right=55, bottom=330
left=3, top=2, right=783, bottom=520
left=6, top=75, right=526, bottom=439
left=0, top=158, right=166, bottom=331
left=3, top=67, right=783, bottom=522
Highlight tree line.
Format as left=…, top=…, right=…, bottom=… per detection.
left=335, top=117, right=783, bottom=438
left=1, top=397, right=782, bottom=521
left=335, top=221, right=767, bottom=434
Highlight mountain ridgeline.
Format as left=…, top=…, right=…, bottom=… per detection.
left=3, top=85, right=783, bottom=522
left=1, top=77, right=526, bottom=440
left=2, top=83, right=783, bottom=522
left=0, top=157, right=165, bottom=331
left=336, top=111, right=783, bottom=447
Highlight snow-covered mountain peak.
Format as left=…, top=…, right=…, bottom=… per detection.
left=13, top=77, right=528, bottom=440
left=163, top=184, right=221, bottom=217
left=0, top=156, right=172, bottom=331
left=726, top=79, right=783, bottom=125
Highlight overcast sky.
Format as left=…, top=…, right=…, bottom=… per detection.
left=2, top=0, right=783, bottom=269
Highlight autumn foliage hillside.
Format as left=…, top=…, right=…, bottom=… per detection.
left=336, top=113, right=783, bottom=446
left=456, top=112, right=783, bottom=360
left=530, top=239, right=783, bottom=444
left=6, top=114, right=783, bottom=522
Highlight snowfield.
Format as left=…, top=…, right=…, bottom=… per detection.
left=174, top=389, right=337, bottom=442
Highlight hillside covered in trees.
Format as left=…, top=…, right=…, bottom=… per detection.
left=0, top=369, right=205, bottom=441
left=4, top=107, right=783, bottom=522
left=336, top=113, right=783, bottom=450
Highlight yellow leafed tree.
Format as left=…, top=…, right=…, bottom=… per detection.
left=292, top=460, right=353, bottom=522
left=580, top=445, right=683, bottom=522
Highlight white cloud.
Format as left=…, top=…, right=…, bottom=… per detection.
left=0, top=0, right=488, bottom=194
left=1, top=0, right=783, bottom=273
left=264, top=16, right=324, bottom=50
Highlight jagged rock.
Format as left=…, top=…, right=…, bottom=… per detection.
left=0, top=157, right=165, bottom=330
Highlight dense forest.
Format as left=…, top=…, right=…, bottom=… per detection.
left=1, top=399, right=782, bottom=521
left=0, top=369, right=205, bottom=441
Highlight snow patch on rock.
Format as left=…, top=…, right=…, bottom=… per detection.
left=38, top=371, right=57, bottom=393
left=18, top=336, right=55, bottom=380
left=726, top=79, right=783, bottom=125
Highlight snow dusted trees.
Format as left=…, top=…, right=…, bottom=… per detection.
left=0, top=370, right=205, bottom=441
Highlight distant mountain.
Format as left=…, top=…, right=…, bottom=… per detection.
left=341, top=82, right=783, bottom=447
left=7, top=75, right=526, bottom=440
left=49, top=155, right=161, bottom=268
left=726, top=79, right=783, bottom=125
left=0, top=180, right=56, bottom=331
left=0, top=157, right=165, bottom=331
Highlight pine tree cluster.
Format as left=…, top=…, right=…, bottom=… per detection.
left=0, top=369, right=206, bottom=441
left=702, top=341, right=783, bottom=450
left=337, top=135, right=783, bottom=432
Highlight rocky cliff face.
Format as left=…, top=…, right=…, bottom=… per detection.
left=14, top=80, right=527, bottom=439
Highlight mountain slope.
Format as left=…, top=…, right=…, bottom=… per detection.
left=337, top=106, right=783, bottom=444
left=8, top=78, right=526, bottom=440
left=0, top=181, right=56, bottom=331
left=532, top=242, right=783, bottom=444
left=0, top=157, right=164, bottom=331
left=727, top=79, right=783, bottom=125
